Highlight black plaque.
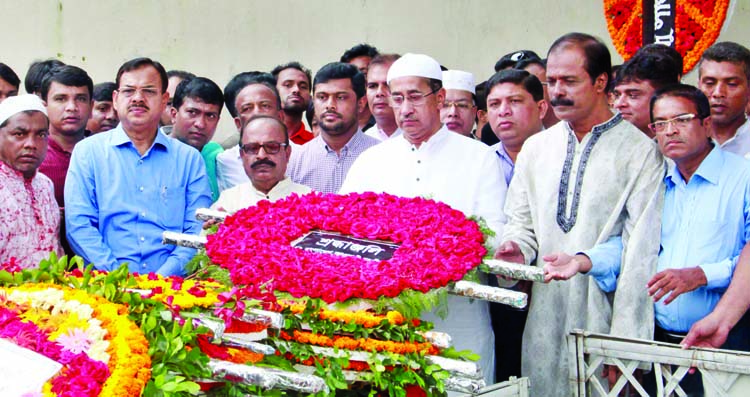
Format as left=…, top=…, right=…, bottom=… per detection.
left=291, top=231, right=400, bottom=261
left=643, top=0, right=676, bottom=47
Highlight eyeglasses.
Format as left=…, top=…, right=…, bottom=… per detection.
left=388, top=88, right=439, bottom=108
left=117, top=87, right=160, bottom=98
left=240, top=141, right=288, bottom=155
left=648, top=113, right=699, bottom=134
left=443, top=101, right=475, bottom=111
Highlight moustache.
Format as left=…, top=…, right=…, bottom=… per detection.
left=251, top=159, right=277, bottom=169
left=129, top=104, right=149, bottom=111
left=550, top=98, right=575, bottom=107
left=321, top=111, right=342, bottom=118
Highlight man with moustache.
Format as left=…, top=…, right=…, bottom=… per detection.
left=495, top=33, right=664, bottom=397
left=612, top=47, right=681, bottom=136
left=495, top=50, right=559, bottom=128
left=216, top=72, right=285, bottom=192
left=169, top=76, right=224, bottom=201
left=287, top=63, right=378, bottom=193
left=365, top=53, right=402, bottom=141
left=272, top=62, right=313, bottom=145
left=440, top=70, right=477, bottom=137
left=698, top=42, right=750, bottom=157
left=37, top=65, right=93, bottom=208
left=484, top=68, right=547, bottom=381
left=86, top=82, right=119, bottom=134
left=212, top=116, right=310, bottom=213
left=340, top=53, right=507, bottom=387
left=0, top=94, right=63, bottom=268
left=65, top=58, right=212, bottom=277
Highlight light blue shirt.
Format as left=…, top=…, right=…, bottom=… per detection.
left=490, top=142, right=515, bottom=186
left=586, top=147, right=750, bottom=331
left=64, top=125, right=212, bottom=276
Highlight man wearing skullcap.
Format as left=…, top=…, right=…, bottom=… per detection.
left=440, top=69, right=478, bottom=137
left=340, top=53, right=507, bottom=387
left=0, top=94, right=63, bottom=267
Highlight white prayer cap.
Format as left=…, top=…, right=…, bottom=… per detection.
left=386, top=53, right=442, bottom=84
left=442, top=70, right=476, bottom=94
left=0, top=94, right=47, bottom=127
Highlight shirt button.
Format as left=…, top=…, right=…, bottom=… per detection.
left=142, top=263, right=147, bottom=269
left=416, top=178, right=420, bottom=182
left=138, top=160, right=143, bottom=165
left=411, top=148, right=415, bottom=152
left=141, top=212, right=146, bottom=217
left=417, top=160, right=421, bottom=164
left=140, top=236, right=145, bottom=242
left=139, top=186, right=144, bottom=192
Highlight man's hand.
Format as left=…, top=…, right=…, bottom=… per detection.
left=681, top=312, right=730, bottom=349
left=647, top=267, right=707, bottom=304
left=542, top=253, right=592, bottom=282
left=494, top=241, right=524, bottom=264
left=602, top=365, right=642, bottom=396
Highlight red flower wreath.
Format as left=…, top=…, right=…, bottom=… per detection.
left=205, top=192, right=487, bottom=304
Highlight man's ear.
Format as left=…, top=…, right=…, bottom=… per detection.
left=537, top=99, right=549, bottom=121
left=356, top=95, right=368, bottom=115
left=169, top=106, right=178, bottom=124
left=234, top=116, right=242, bottom=131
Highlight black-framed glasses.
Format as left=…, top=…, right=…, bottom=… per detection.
left=388, top=88, right=440, bottom=108
left=648, top=113, right=699, bottom=134
left=240, top=141, right=288, bottom=155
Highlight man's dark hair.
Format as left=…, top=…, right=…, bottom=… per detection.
left=166, top=70, right=196, bottom=82
left=649, top=84, right=711, bottom=122
left=313, top=62, right=366, bottom=99
left=340, top=43, right=379, bottom=63
left=548, top=32, right=611, bottom=85
left=427, top=79, right=443, bottom=93
left=369, top=53, right=401, bottom=69
left=40, top=65, right=94, bottom=101
left=305, top=100, right=315, bottom=128
left=475, top=81, right=487, bottom=112
left=700, top=41, right=750, bottom=81
left=515, top=57, right=546, bottom=72
left=0, top=63, right=20, bottom=89
left=92, top=82, right=117, bottom=102
left=115, top=57, right=168, bottom=93
left=486, top=69, right=545, bottom=102
left=223, top=72, right=280, bottom=118
left=25, top=59, right=65, bottom=94
left=271, top=62, right=312, bottom=86
left=615, top=51, right=680, bottom=91
left=172, top=77, right=224, bottom=111
left=495, top=50, right=542, bottom=72
left=638, top=44, right=684, bottom=77
left=241, top=114, right=289, bottom=144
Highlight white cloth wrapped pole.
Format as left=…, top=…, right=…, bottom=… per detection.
left=447, top=281, right=528, bottom=309
left=196, top=207, right=229, bottom=222
left=162, top=231, right=206, bottom=249
left=480, top=259, right=545, bottom=282
left=208, top=359, right=329, bottom=393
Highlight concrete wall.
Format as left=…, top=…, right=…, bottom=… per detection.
left=1, top=0, right=747, bottom=144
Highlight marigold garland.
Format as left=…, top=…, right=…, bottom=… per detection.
left=603, top=0, right=730, bottom=73
left=279, top=330, right=439, bottom=356
left=0, top=284, right=151, bottom=397
left=282, top=302, right=407, bottom=328
left=206, top=192, right=487, bottom=304
left=132, top=273, right=225, bottom=309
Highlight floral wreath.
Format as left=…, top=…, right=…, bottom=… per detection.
left=206, top=192, right=487, bottom=304
left=604, top=0, right=730, bottom=73
left=0, top=284, right=150, bottom=397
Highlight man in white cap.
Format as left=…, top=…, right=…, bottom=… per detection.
left=0, top=94, right=63, bottom=267
left=340, top=53, right=507, bottom=386
left=440, top=69, right=477, bottom=137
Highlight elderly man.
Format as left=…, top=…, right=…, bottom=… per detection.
left=65, top=57, right=212, bottom=277
left=340, top=53, right=507, bottom=386
left=0, top=94, right=62, bottom=267
left=365, top=53, right=402, bottom=141
left=440, top=70, right=477, bottom=137
left=271, top=62, right=314, bottom=145
left=169, top=76, right=224, bottom=202
left=495, top=33, right=665, bottom=397
left=287, top=63, right=379, bottom=193
left=213, top=116, right=311, bottom=213
left=698, top=42, right=750, bottom=157
left=216, top=72, right=285, bottom=192
left=86, top=82, right=119, bottom=134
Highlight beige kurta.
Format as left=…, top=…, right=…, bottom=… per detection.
left=503, top=114, right=665, bottom=397
left=211, top=177, right=312, bottom=214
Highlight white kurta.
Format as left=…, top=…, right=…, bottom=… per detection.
left=211, top=177, right=312, bottom=214
left=718, top=118, right=750, bottom=159
left=340, top=126, right=507, bottom=386
left=503, top=115, right=665, bottom=397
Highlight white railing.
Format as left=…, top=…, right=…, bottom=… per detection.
left=456, top=376, right=530, bottom=397
left=568, top=329, right=750, bottom=397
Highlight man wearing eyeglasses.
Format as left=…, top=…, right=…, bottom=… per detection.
left=65, top=58, right=212, bottom=277
left=440, top=70, right=477, bottom=137
left=212, top=115, right=310, bottom=214
left=340, top=53, right=507, bottom=387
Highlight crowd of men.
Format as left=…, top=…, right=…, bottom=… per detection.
left=1, top=32, right=750, bottom=395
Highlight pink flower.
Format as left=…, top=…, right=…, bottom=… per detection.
left=56, top=328, right=92, bottom=355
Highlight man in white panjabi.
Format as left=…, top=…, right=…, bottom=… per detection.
left=212, top=115, right=310, bottom=213
left=340, top=53, right=507, bottom=386
left=494, top=33, right=665, bottom=397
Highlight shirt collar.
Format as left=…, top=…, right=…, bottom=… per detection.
left=319, top=129, right=364, bottom=153
left=399, top=125, right=449, bottom=151
left=492, top=142, right=514, bottom=164
left=716, top=118, right=750, bottom=147
left=252, top=177, right=292, bottom=197
left=563, top=112, right=623, bottom=138
left=47, top=138, right=71, bottom=154
left=110, top=124, right=170, bottom=152
left=0, top=159, right=33, bottom=180
left=665, top=145, right=722, bottom=186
